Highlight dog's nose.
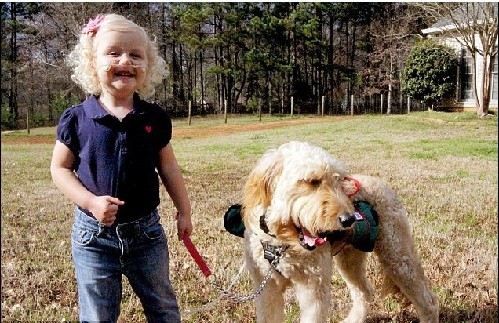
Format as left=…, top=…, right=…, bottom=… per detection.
left=338, top=213, right=357, bottom=228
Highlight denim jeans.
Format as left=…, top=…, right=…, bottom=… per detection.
left=71, top=207, right=180, bottom=323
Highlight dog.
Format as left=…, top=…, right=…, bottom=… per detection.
left=241, top=141, right=439, bottom=323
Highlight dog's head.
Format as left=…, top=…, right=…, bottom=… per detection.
left=242, top=141, right=356, bottom=248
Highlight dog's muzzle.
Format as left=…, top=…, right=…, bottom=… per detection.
left=297, top=212, right=357, bottom=251
left=319, top=212, right=357, bottom=242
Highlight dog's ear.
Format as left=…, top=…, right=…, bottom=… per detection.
left=242, top=149, right=283, bottom=211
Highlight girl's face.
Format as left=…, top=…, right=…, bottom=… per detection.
left=94, top=30, right=148, bottom=98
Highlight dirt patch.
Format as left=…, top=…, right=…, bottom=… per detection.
left=173, top=116, right=332, bottom=139
left=1, top=135, right=56, bottom=145
left=2, top=117, right=333, bottom=145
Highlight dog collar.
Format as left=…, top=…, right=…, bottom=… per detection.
left=260, top=214, right=276, bottom=238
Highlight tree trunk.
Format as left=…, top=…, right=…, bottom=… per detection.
left=9, top=3, right=19, bottom=121
left=387, top=54, right=393, bottom=114
left=200, top=48, right=205, bottom=114
left=171, top=16, right=181, bottom=105
left=161, top=4, right=168, bottom=105
left=471, top=53, right=485, bottom=117
left=178, top=42, right=185, bottom=102
left=480, top=51, right=492, bottom=117
left=329, top=14, right=334, bottom=108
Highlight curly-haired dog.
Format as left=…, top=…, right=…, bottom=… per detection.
left=241, top=141, right=439, bottom=323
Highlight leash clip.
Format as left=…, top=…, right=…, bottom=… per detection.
left=261, top=241, right=288, bottom=263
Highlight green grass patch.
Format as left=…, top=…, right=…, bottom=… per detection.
left=407, top=137, right=498, bottom=161
left=2, top=111, right=497, bottom=322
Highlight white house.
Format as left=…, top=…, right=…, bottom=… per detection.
left=422, top=9, right=498, bottom=112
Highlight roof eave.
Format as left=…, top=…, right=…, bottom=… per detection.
left=422, top=24, right=456, bottom=35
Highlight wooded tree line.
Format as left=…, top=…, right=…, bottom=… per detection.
left=1, top=2, right=446, bottom=129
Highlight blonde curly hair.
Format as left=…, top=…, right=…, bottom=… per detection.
left=66, top=14, right=166, bottom=99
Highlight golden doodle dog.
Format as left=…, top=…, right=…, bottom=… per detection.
left=241, top=141, right=439, bottom=323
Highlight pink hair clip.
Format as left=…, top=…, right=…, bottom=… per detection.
left=81, top=15, right=105, bottom=35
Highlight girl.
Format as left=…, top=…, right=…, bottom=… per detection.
left=50, top=14, right=192, bottom=322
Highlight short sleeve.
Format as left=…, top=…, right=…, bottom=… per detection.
left=56, top=108, right=80, bottom=155
left=154, top=105, right=172, bottom=150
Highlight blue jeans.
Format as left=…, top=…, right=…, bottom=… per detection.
left=71, top=208, right=180, bottom=323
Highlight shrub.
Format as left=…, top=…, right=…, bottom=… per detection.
left=50, top=92, right=81, bottom=124
left=1, top=105, right=17, bottom=131
left=402, top=39, right=458, bottom=110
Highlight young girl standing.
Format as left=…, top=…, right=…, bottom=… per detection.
left=50, top=14, right=192, bottom=322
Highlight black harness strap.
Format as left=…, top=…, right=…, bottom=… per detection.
left=260, top=215, right=276, bottom=238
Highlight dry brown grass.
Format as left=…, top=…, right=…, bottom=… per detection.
left=1, top=112, right=497, bottom=322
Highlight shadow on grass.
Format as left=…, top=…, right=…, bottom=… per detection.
left=438, top=305, right=498, bottom=323
left=365, top=305, right=498, bottom=322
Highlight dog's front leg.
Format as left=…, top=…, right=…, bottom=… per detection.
left=254, top=278, right=286, bottom=323
left=294, top=280, right=331, bottom=323
left=245, top=235, right=287, bottom=322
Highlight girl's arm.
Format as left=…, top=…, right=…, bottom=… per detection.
left=157, top=142, right=193, bottom=240
left=50, top=140, right=123, bottom=226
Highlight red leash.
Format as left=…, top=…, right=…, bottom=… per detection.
left=183, top=235, right=212, bottom=278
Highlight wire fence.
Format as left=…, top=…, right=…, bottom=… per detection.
left=166, top=93, right=427, bottom=119
left=8, top=92, right=427, bottom=131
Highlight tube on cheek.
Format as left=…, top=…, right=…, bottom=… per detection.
left=99, top=62, right=146, bottom=72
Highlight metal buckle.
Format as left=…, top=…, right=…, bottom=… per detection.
left=261, top=241, right=288, bottom=262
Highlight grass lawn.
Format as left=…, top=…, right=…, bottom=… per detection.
left=1, top=111, right=497, bottom=322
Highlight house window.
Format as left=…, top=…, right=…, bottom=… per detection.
left=492, top=54, right=498, bottom=101
left=460, top=49, right=473, bottom=101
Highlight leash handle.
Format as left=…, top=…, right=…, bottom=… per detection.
left=183, top=235, right=212, bottom=278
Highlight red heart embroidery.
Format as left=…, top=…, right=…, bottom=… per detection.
left=145, top=125, right=152, bottom=133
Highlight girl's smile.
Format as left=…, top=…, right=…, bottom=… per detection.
left=110, top=66, right=139, bottom=82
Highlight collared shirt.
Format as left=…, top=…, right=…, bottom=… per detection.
left=56, top=94, right=172, bottom=223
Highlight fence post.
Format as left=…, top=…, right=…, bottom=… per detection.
left=407, top=96, right=411, bottom=114
left=258, top=98, right=262, bottom=122
left=321, top=95, right=325, bottom=117
left=224, top=99, right=228, bottom=124
left=26, top=109, right=30, bottom=134
left=350, top=94, right=354, bottom=115
left=290, top=96, right=294, bottom=116
left=268, top=82, right=272, bottom=115
left=188, top=100, right=192, bottom=126
left=380, top=94, right=384, bottom=114
left=281, top=92, right=284, bottom=114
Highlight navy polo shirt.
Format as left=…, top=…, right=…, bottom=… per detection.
left=56, top=94, right=172, bottom=223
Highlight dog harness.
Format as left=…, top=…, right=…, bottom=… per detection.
left=342, top=201, right=379, bottom=252
left=223, top=177, right=379, bottom=254
left=224, top=204, right=245, bottom=238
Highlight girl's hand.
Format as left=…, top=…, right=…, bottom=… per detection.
left=89, top=196, right=125, bottom=226
left=176, top=212, right=193, bottom=241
